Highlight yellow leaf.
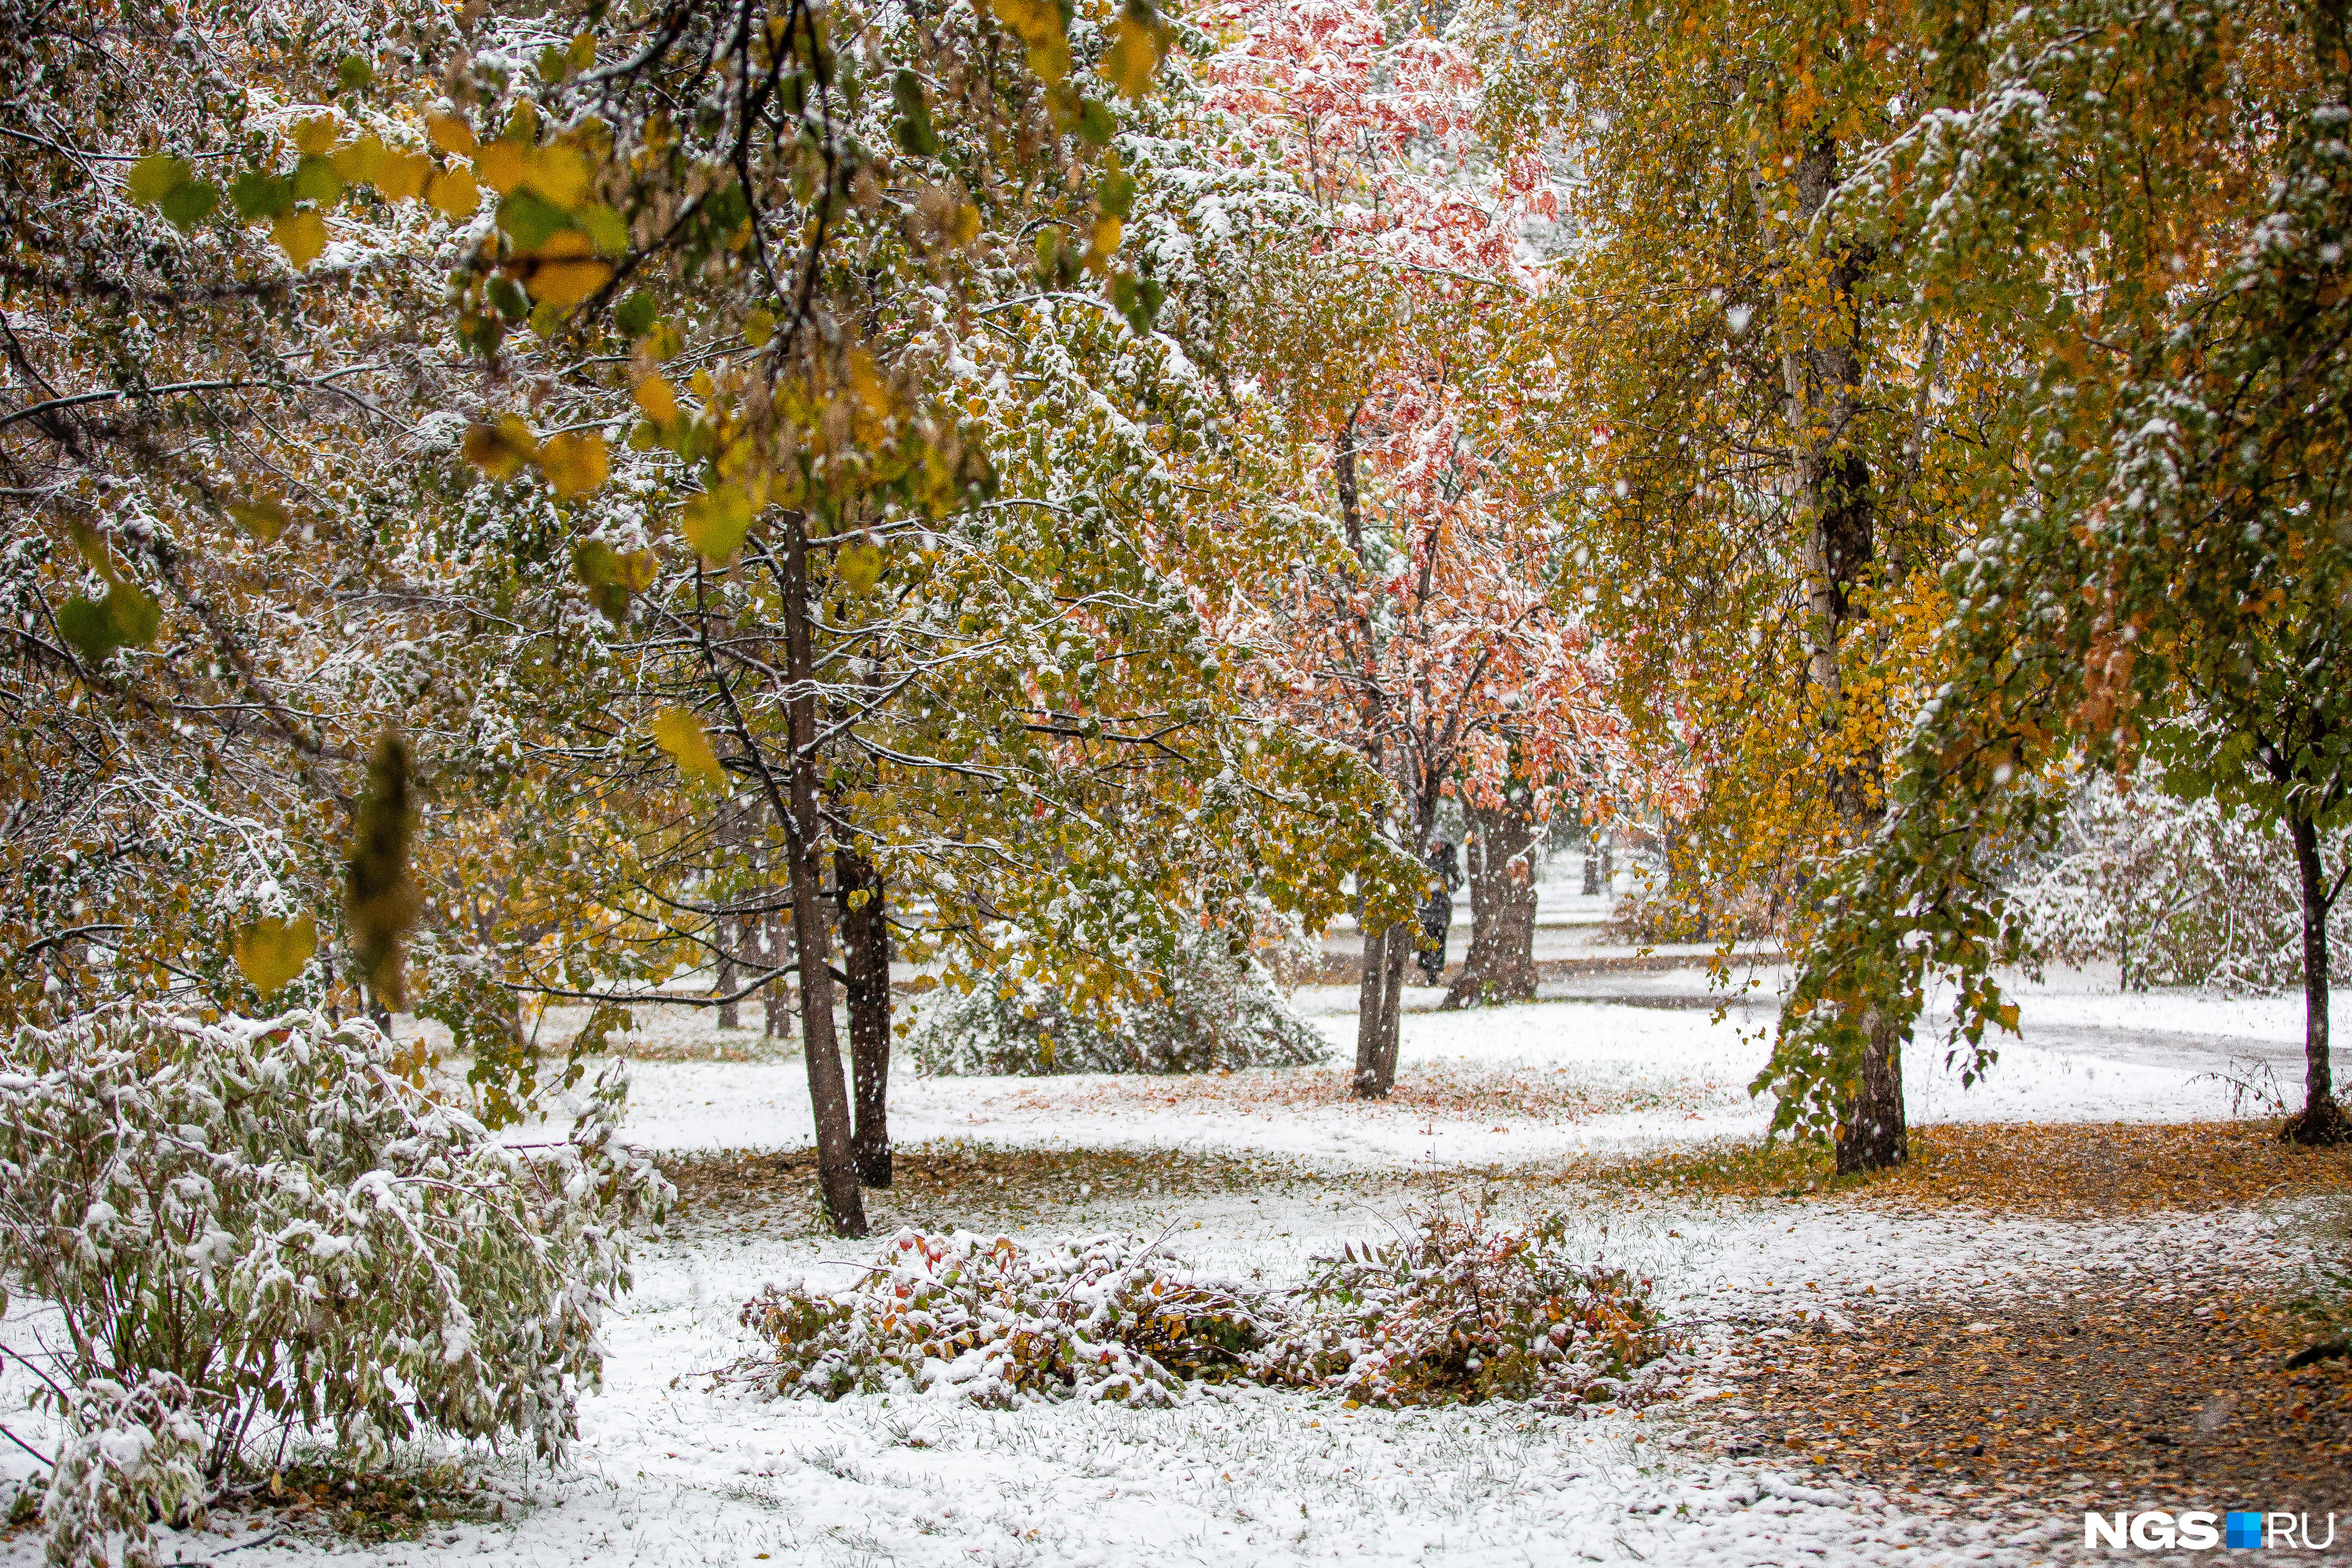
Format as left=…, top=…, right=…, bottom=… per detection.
left=474, top=140, right=527, bottom=195
left=463, top=414, right=539, bottom=480
left=292, top=116, right=339, bottom=157
left=611, top=546, right=657, bottom=592
left=946, top=201, right=981, bottom=246
left=848, top=347, right=892, bottom=417
left=681, top=484, right=753, bottom=561
left=271, top=210, right=328, bottom=268
left=376, top=150, right=431, bottom=203
left=333, top=132, right=387, bottom=184
left=744, top=307, right=775, bottom=347
left=522, top=143, right=593, bottom=208
left=652, top=708, right=726, bottom=787
left=1103, top=16, right=1164, bottom=99
left=427, top=114, right=477, bottom=155
left=1083, top=215, right=1122, bottom=271
left=539, top=430, right=609, bottom=497
left=227, top=498, right=289, bottom=543
left=837, top=541, right=885, bottom=595
left=990, top=0, right=1058, bottom=41
left=993, top=0, right=1069, bottom=76
left=427, top=165, right=479, bottom=216
left=234, top=913, right=318, bottom=996
left=633, top=375, right=678, bottom=424
left=523, top=230, right=613, bottom=308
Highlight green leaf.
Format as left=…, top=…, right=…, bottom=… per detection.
left=1097, top=165, right=1137, bottom=220
left=159, top=180, right=220, bottom=228
left=488, top=275, right=532, bottom=321
left=496, top=188, right=574, bottom=252
left=337, top=53, right=375, bottom=92
left=291, top=154, right=343, bottom=204
left=615, top=291, right=658, bottom=337
left=55, top=582, right=158, bottom=665
left=126, top=154, right=192, bottom=205
left=55, top=596, right=124, bottom=663
left=229, top=170, right=292, bottom=220
left=892, top=69, right=939, bottom=157
left=578, top=201, right=630, bottom=256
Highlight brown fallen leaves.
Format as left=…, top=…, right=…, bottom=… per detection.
left=1692, top=1272, right=2352, bottom=1516
left=1593, top=1120, right=2352, bottom=1213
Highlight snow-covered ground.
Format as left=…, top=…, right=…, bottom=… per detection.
left=2, top=975, right=2336, bottom=1568
left=608, top=975, right=2322, bottom=1167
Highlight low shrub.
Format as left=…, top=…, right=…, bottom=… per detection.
left=906, top=930, right=1326, bottom=1076
left=0, top=1007, right=670, bottom=1567
left=735, top=1207, right=1678, bottom=1414
left=1254, top=1207, right=1680, bottom=1410
left=735, top=1231, right=1267, bottom=1407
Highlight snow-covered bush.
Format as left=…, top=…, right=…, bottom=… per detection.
left=1254, top=1207, right=1679, bottom=1410
left=735, top=1211, right=1677, bottom=1413
left=40, top=1374, right=206, bottom=1568
left=0, top=1007, right=670, bottom=1566
left=735, top=1231, right=1268, bottom=1406
left=906, top=928, right=1326, bottom=1076
left=2010, top=773, right=2352, bottom=992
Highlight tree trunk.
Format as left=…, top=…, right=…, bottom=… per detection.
left=2285, top=811, right=2343, bottom=1143
left=1370, top=921, right=1408, bottom=1093
left=837, top=844, right=894, bottom=1185
left=714, top=940, right=741, bottom=1031
left=1353, top=906, right=1388, bottom=1094
left=1444, top=794, right=1541, bottom=1009
left=1772, top=132, right=1907, bottom=1174
left=715, top=798, right=743, bottom=1030
left=781, top=512, right=867, bottom=1236
left=1351, top=914, right=1411, bottom=1098
left=763, top=908, right=790, bottom=1038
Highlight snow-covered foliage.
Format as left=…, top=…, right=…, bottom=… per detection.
left=905, top=928, right=1326, bottom=1076
left=40, top=1373, right=208, bottom=1568
left=736, top=1231, right=1268, bottom=1407
left=735, top=1210, right=1675, bottom=1415
left=0, top=1007, right=670, bottom=1564
left=2009, top=772, right=2352, bottom=993
left=1255, top=1206, right=1681, bottom=1410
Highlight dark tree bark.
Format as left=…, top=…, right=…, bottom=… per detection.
left=779, top=512, right=866, bottom=1236
left=1444, top=793, right=1541, bottom=1009
left=2285, top=810, right=2345, bottom=1143
left=714, top=800, right=744, bottom=1031
left=762, top=907, right=790, bottom=1039
left=837, top=844, right=894, bottom=1185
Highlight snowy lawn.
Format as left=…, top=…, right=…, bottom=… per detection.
left=2, top=982, right=2343, bottom=1568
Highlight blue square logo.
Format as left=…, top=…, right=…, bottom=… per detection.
left=2227, top=1512, right=2264, bottom=1548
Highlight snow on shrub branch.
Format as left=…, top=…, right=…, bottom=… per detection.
left=734, top=1207, right=1679, bottom=1413
left=0, top=1007, right=670, bottom=1567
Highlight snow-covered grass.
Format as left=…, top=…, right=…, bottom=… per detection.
left=599, top=978, right=2303, bottom=1169
left=2, top=976, right=2336, bottom=1568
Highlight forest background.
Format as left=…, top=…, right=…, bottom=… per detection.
left=7, top=0, right=2352, bottom=1554
left=8, top=0, right=2352, bottom=1211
